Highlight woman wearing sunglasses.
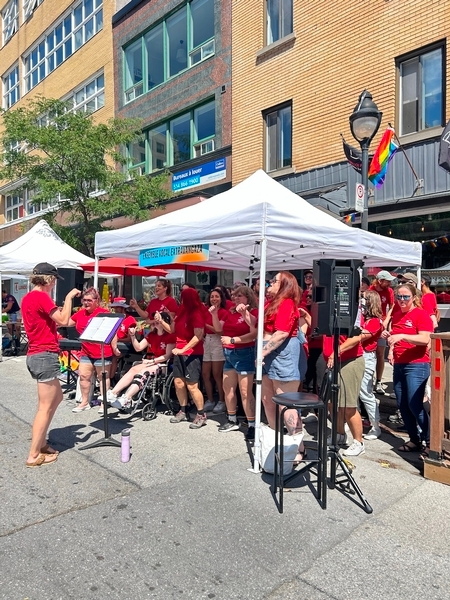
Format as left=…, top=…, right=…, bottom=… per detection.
left=384, top=283, right=433, bottom=459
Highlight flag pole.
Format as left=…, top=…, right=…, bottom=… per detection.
left=388, top=122, right=422, bottom=187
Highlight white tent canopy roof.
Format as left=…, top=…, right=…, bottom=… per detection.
left=95, top=170, right=421, bottom=270
left=0, top=220, right=92, bottom=274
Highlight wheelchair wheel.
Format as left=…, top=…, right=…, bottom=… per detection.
left=142, top=404, right=157, bottom=421
left=163, top=373, right=180, bottom=414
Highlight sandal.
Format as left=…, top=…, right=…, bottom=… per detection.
left=41, top=443, right=59, bottom=456
left=419, top=447, right=430, bottom=462
left=293, top=446, right=307, bottom=467
left=26, top=453, right=46, bottom=468
left=397, top=442, right=422, bottom=453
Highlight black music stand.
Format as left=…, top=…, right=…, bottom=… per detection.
left=78, top=314, right=124, bottom=450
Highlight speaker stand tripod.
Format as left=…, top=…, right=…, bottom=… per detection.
left=327, top=328, right=373, bottom=514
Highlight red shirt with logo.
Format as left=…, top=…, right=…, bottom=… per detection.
left=204, top=306, right=229, bottom=333
left=71, top=307, right=113, bottom=359
left=361, top=316, right=384, bottom=352
left=117, top=315, right=137, bottom=340
left=146, top=296, right=178, bottom=317
left=222, top=309, right=258, bottom=349
left=21, top=290, right=59, bottom=355
left=174, top=307, right=205, bottom=355
left=391, top=307, right=433, bottom=363
left=369, top=285, right=395, bottom=318
left=144, top=330, right=176, bottom=359
left=263, top=299, right=299, bottom=337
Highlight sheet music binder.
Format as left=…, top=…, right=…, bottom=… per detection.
left=79, top=314, right=124, bottom=344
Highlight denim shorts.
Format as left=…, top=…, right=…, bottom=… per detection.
left=79, top=355, right=112, bottom=367
left=26, top=352, right=61, bottom=382
left=262, top=336, right=301, bottom=382
left=223, top=346, right=255, bottom=375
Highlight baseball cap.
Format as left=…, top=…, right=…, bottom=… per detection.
left=32, top=262, right=64, bottom=280
left=376, top=270, right=395, bottom=281
left=399, top=272, right=418, bottom=285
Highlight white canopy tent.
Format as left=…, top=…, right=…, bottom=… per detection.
left=0, top=219, right=92, bottom=274
left=95, top=169, right=422, bottom=471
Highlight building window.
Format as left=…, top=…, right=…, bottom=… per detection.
left=68, top=72, right=105, bottom=113
left=123, top=0, right=215, bottom=103
left=128, top=100, right=216, bottom=173
left=2, top=64, right=20, bottom=109
left=398, top=45, right=444, bottom=136
left=2, top=0, right=18, bottom=45
left=23, top=0, right=103, bottom=93
left=265, top=103, right=292, bottom=172
left=266, top=0, right=292, bottom=45
left=4, top=188, right=57, bottom=222
left=5, top=191, right=23, bottom=222
left=23, top=0, right=44, bottom=22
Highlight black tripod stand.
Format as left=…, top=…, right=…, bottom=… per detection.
left=327, top=324, right=373, bottom=514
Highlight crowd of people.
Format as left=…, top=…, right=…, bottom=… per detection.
left=18, top=262, right=438, bottom=468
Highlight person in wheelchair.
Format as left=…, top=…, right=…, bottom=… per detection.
left=108, top=312, right=175, bottom=409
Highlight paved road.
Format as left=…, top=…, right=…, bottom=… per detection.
left=0, top=356, right=449, bottom=600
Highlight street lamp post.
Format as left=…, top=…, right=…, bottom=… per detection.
left=349, top=90, right=382, bottom=231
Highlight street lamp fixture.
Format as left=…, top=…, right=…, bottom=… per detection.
left=349, top=90, right=382, bottom=231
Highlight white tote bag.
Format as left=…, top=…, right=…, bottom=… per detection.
left=260, top=424, right=304, bottom=476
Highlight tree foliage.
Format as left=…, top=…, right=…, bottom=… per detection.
left=0, top=97, right=173, bottom=256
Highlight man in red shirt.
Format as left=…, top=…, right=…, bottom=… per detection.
left=369, top=270, right=395, bottom=395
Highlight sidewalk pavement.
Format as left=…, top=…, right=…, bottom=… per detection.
left=0, top=356, right=449, bottom=600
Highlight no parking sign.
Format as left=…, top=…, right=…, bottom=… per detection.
left=355, top=183, right=365, bottom=212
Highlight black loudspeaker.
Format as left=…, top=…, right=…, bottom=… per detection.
left=56, top=268, right=85, bottom=308
left=311, top=259, right=362, bottom=336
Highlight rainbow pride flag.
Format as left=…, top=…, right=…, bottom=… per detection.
left=368, top=127, right=398, bottom=187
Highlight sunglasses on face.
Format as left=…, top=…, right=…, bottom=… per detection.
left=304, top=275, right=313, bottom=280
left=396, top=295, right=412, bottom=301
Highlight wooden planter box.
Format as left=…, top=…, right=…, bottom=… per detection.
left=426, top=334, right=450, bottom=485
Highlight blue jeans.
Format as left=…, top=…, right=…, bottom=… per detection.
left=393, top=362, right=430, bottom=446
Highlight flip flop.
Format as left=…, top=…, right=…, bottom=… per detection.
left=42, top=452, right=58, bottom=465
left=40, top=443, right=59, bottom=456
left=397, top=442, right=422, bottom=453
left=419, top=447, right=430, bottom=462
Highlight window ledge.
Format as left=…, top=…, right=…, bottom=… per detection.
left=267, top=166, right=295, bottom=178
left=398, top=126, right=443, bottom=146
left=256, top=32, right=296, bottom=60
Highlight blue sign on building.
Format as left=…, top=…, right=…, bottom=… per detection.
left=171, top=158, right=226, bottom=192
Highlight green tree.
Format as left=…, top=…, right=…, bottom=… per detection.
left=0, top=97, right=173, bottom=256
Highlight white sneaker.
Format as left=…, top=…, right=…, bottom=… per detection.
left=343, top=441, right=365, bottom=456
left=212, top=401, right=226, bottom=414
left=302, top=412, right=317, bottom=424
left=107, top=389, right=117, bottom=403
left=375, top=382, right=387, bottom=395
left=363, top=426, right=381, bottom=440
left=110, top=395, right=131, bottom=409
left=327, top=432, right=348, bottom=447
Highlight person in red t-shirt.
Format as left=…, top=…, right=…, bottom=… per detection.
left=323, top=330, right=366, bottom=456
left=369, top=270, right=395, bottom=395
left=211, top=285, right=258, bottom=439
left=262, top=271, right=305, bottom=459
left=383, top=283, right=433, bottom=458
left=69, top=287, right=120, bottom=414
left=21, top=262, right=81, bottom=467
left=202, top=288, right=228, bottom=414
left=108, top=297, right=137, bottom=379
left=158, top=287, right=206, bottom=429
left=130, top=278, right=178, bottom=325
left=108, top=312, right=176, bottom=408
left=358, top=291, right=384, bottom=440
left=420, top=274, right=438, bottom=330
